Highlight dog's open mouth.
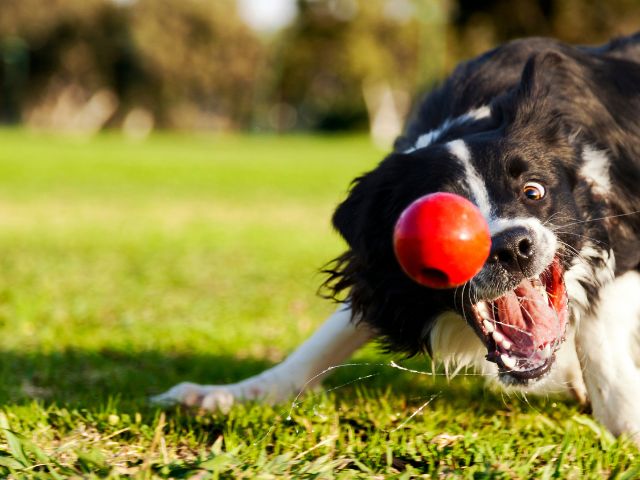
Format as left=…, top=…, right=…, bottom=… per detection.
left=471, top=258, right=568, bottom=382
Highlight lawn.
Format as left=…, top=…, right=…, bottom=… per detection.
left=0, top=130, right=637, bottom=478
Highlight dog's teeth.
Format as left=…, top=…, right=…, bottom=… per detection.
left=543, top=344, right=552, bottom=358
left=483, top=320, right=494, bottom=333
left=492, top=330, right=512, bottom=350
left=501, top=354, right=517, bottom=369
left=476, top=302, right=491, bottom=319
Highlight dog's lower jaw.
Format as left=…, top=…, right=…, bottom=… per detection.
left=497, top=360, right=554, bottom=386
left=494, top=327, right=588, bottom=404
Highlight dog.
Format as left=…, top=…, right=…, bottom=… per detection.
left=153, top=32, right=640, bottom=443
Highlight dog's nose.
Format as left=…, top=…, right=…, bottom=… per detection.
left=489, top=226, right=535, bottom=275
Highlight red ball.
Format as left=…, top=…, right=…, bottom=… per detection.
left=393, top=192, right=491, bottom=289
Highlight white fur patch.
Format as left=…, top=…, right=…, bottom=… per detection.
left=429, top=311, right=494, bottom=377
left=446, top=139, right=494, bottom=220
left=564, top=243, right=616, bottom=320
left=404, top=106, right=491, bottom=154
left=488, top=217, right=555, bottom=243
left=580, top=146, right=611, bottom=194
left=576, top=271, right=640, bottom=440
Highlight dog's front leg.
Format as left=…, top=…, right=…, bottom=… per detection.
left=575, top=271, right=640, bottom=445
left=152, top=304, right=374, bottom=412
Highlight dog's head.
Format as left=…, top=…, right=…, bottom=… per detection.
left=327, top=50, right=616, bottom=385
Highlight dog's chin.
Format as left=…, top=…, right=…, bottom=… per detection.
left=470, top=257, right=569, bottom=385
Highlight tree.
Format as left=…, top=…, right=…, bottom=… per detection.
left=269, top=0, right=435, bottom=132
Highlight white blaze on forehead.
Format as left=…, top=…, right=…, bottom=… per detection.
left=404, top=105, right=491, bottom=153
left=466, top=105, right=491, bottom=121
left=446, top=139, right=494, bottom=220
left=580, top=146, right=611, bottom=194
left=409, top=130, right=441, bottom=152
left=488, top=217, right=552, bottom=237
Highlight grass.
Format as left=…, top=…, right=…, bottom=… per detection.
left=0, top=129, right=637, bottom=478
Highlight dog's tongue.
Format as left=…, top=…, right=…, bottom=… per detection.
left=494, top=280, right=560, bottom=354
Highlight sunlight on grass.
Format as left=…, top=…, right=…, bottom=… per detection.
left=0, top=131, right=637, bottom=478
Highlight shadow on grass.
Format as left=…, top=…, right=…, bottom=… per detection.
left=0, top=347, right=564, bottom=416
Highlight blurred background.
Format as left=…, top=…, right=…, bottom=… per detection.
left=1, top=0, right=638, bottom=147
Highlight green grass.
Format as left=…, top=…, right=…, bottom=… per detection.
left=0, top=130, right=637, bottom=478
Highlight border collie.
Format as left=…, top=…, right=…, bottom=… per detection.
left=154, top=33, right=640, bottom=443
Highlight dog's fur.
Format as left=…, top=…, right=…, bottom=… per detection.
left=154, top=33, right=640, bottom=443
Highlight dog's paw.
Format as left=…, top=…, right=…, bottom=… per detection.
left=150, top=382, right=239, bottom=413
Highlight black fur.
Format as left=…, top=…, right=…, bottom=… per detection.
left=324, top=33, right=640, bottom=356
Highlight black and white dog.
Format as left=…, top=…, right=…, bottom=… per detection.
left=154, top=33, right=640, bottom=443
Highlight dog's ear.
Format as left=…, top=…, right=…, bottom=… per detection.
left=511, top=48, right=640, bottom=152
left=332, top=154, right=404, bottom=250
left=332, top=170, right=380, bottom=249
left=510, top=50, right=594, bottom=128
left=334, top=150, right=457, bottom=251
left=519, top=50, right=578, bottom=99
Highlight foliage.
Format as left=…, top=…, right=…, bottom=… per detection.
left=1, top=0, right=638, bottom=131
left=0, top=130, right=637, bottom=477
left=0, top=0, right=262, bottom=129
left=269, top=0, right=432, bottom=131
left=129, top=0, right=263, bottom=128
left=448, top=0, right=640, bottom=67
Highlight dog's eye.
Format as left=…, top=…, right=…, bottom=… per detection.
left=522, top=181, right=546, bottom=201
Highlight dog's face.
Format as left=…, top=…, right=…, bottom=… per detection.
left=453, top=128, right=578, bottom=383
left=328, top=51, right=612, bottom=385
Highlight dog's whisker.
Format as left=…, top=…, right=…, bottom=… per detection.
left=551, top=210, right=640, bottom=229
left=556, top=239, right=590, bottom=261
left=551, top=229, right=609, bottom=246
left=543, top=211, right=572, bottom=227
left=558, top=246, right=597, bottom=273
left=460, top=281, right=469, bottom=327
left=489, top=319, right=534, bottom=337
